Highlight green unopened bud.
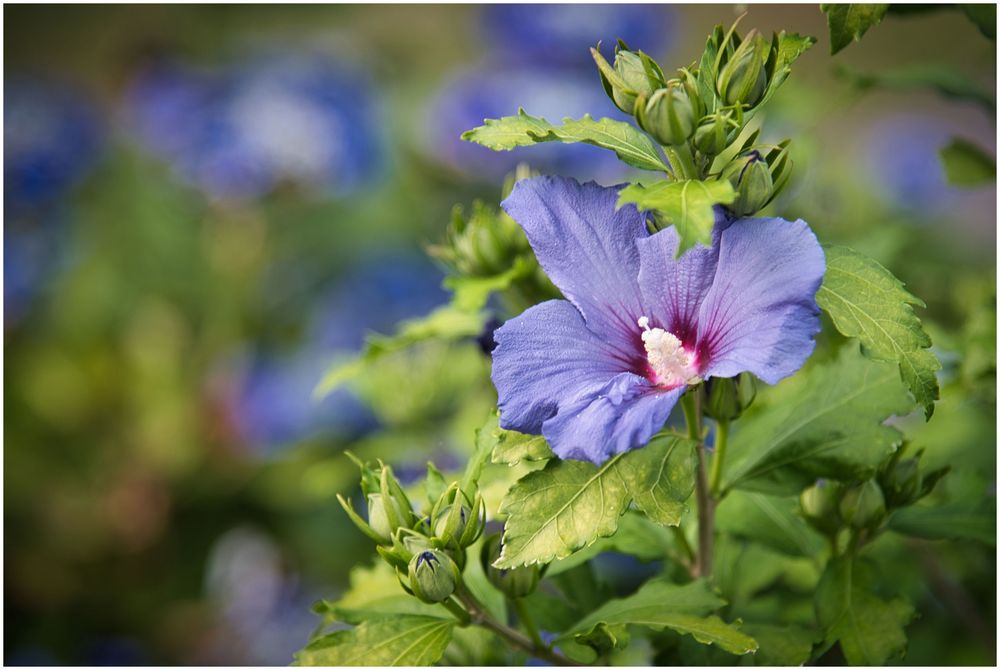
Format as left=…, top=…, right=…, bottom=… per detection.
left=717, top=31, right=769, bottom=108
left=428, top=202, right=529, bottom=277
left=704, top=373, right=757, bottom=422
left=367, top=493, right=405, bottom=543
left=592, top=47, right=657, bottom=114
left=800, top=480, right=842, bottom=535
left=693, top=111, right=737, bottom=157
left=408, top=549, right=460, bottom=603
left=721, top=151, right=773, bottom=216
left=434, top=503, right=468, bottom=543
left=637, top=85, right=696, bottom=146
left=481, top=533, right=539, bottom=598
left=839, top=480, right=886, bottom=530
left=882, top=458, right=922, bottom=508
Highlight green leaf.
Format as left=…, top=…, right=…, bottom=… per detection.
left=835, top=63, right=996, bottom=116
left=741, top=623, right=817, bottom=666
left=491, top=427, right=554, bottom=466
left=723, top=346, right=914, bottom=494
left=816, top=245, right=941, bottom=417
left=443, top=257, right=532, bottom=312
left=759, top=32, right=817, bottom=108
left=495, top=435, right=697, bottom=567
left=821, top=4, right=889, bottom=54
left=888, top=500, right=996, bottom=545
left=563, top=579, right=758, bottom=656
left=461, top=110, right=670, bottom=173
left=715, top=491, right=826, bottom=558
left=939, top=138, right=997, bottom=187
left=960, top=3, right=996, bottom=39
left=314, top=306, right=485, bottom=397
left=463, top=411, right=502, bottom=495
left=616, top=435, right=696, bottom=526
left=815, top=558, right=914, bottom=665
left=296, top=614, right=455, bottom=666
left=617, top=180, right=736, bottom=254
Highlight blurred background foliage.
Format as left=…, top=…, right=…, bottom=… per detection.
left=4, top=4, right=995, bottom=665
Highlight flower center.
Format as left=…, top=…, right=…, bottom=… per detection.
left=638, top=316, right=699, bottom=388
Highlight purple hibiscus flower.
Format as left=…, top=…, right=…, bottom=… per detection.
left=491, top=176, right=825, bottom=464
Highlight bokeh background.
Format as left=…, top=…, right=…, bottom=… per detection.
left=4, top=4, right=995, bottom=665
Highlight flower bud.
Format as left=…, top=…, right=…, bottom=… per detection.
left=693, top=111, right=735, bottom=157
left=881, top=458, right=922, bottom=508
left=800, top=480, right=841, bottom=535
left=481, top=533, right=539, bottom=598
left=367, top=493, right=405, bottom=543
left=636, top=85, right=695, bottom=146
left=408, top=549, right=460, bottom=603
left=592, top=47, right=657, bottom=114
left=428, top=202, right=529, bottom=277
left=839, top=480, right=886, bottom=530
left=434, top=503, right=469, bottom=544
left=704, top=372, right=756, bottom=422
left=717, top=31, right=769, bottom=108
left=721, top=151, right=773, bottom=217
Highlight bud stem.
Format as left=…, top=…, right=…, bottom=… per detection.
left=708, top=419, right=729, bottom=498
left=665, top=144, right=699, bottom=181
left=512, top=597, right=545, bottom=649
left=442, top=596, right=472, bottom=625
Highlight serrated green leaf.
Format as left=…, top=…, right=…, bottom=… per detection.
left=617, top=435, right=696, bottom=525
left=563, top=579, right=758, bottom=656
left=888, top=500, right=996, bottom=545
left=723, top=346, right=914, bottom=494
left=296, top=614, right=455, bottom=666
left=835, top=63, right=996, bottom=116
left=821, top=4, right=889, bottom=54
left=815, top=558, right=914, bottom=665
left=495, top=456, right=632, bottom=568
left=461, top=110, right=669, bottom=173
left=495, top=436, right=697, bottom=568
left=491, top=427, right=553, bottom=466
left=716, top=491, right=826, bottom=558
left=742, top=623, right=818, bottom=666
left=939, top=138, right=997, bottom=187
left=617, top=180, right=736, bottom=254
left=817, top=245, right=940, bottom=417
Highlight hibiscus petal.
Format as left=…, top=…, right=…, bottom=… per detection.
left=635, top=226, right=719, bottom=345
left=541, top=372, right=684, bottom=464
left=492, top=299, right=635, bottom=434
left=501, top=176, right=649, bottom=342
left=696, top=217, right=825, bottom=384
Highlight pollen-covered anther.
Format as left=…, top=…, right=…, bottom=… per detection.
left=638, top=316, right=699, bottom=388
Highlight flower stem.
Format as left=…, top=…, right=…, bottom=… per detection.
left=682, top=390, right=714, bottom=578
left=708, top=419, right=729, bottom=498
left=512, top=597, right=545, bottom=649
left=455, top=587, right=580, bottom=666
left=442, top=596, right=472, bottom=625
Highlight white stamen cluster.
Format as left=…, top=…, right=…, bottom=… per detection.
left=638, top=316, right=698, bottom=388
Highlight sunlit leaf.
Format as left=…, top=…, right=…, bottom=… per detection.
left=817, top=245, right=940, bottom=417
left=617, top=180, right=736, bottom=254
left=461, top=110, right=670, bottom=173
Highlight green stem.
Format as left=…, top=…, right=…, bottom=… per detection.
left=708, top=419, right=729, bottom=497
left=671, top=525, right=697, bottom=572
left=682, top=391, right=714, bottom=578
left=512, top=597, right=545, bottom=649
left=456, top=587, right=579, bottom=666
left=442, top=596, right=472, bottom=625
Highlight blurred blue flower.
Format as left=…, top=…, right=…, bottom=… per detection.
left=425, top=66, right=632, bottom=182
left=4, top=77, right=103, bottom=212
left=232, top=250, right=447, bottom=455
left=126, top=51, right=385, bottom=201
left=3, top=218, right=70, bottom=323
left=864, top=114, right=958, bottom=214
left=481, top=4, right=676, bottom=67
